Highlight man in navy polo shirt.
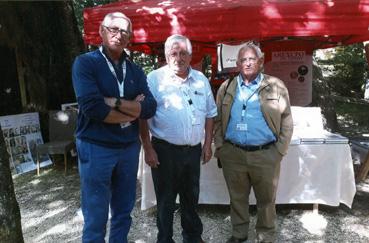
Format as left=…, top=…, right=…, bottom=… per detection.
left=72, top=12, right=156, bottom=243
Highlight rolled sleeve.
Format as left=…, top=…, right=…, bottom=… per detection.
left=205, top=81, right=217, bottom=118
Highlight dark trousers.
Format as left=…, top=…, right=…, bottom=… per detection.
left=77, top=139, right=140, bottom=243
left=151, top=137, right=203, bottom=243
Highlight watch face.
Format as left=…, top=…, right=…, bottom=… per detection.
left=115, top=98, right=121, bottom=108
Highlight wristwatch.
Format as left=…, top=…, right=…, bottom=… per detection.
left=114, top=97, right=121, bottom=110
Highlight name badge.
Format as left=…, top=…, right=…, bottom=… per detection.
left=236, top=123, right=247, bottom=131
left=120, top=122, right=131, bottom=129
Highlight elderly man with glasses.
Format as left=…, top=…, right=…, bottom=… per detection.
left=140, top=34, right=217, bottom=243
left=72, top=12, right=156, bottom=243
left=214, top=42, right=293, bottom=243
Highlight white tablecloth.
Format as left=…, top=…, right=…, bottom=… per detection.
left=139, top=144, right=356, bottom=210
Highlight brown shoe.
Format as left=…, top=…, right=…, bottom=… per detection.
left=226, top=236, right=248, bottom=243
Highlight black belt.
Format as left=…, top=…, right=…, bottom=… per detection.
left=152, top=137, right=200, bottom=150
left=225, top=140, right=275, bottom=152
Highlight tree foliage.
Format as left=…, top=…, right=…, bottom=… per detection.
left=73, top=0, right=118, bottom=33
left=316, top=43, right=369, bottom=98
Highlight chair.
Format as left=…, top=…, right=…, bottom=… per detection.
left=36, top=110, right=77, bottom=175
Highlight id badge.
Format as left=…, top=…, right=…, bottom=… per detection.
left=120, top=122, right=131, bottom=129
left=236, top=123, right=247, bottom=131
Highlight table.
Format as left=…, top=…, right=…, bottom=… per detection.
left=138, top=144, right=356, bottom=210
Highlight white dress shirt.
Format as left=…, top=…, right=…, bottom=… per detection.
left=147, top=65, right=217, bottom=146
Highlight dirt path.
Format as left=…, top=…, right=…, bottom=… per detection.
left=14, top=164, right=369, bottom=243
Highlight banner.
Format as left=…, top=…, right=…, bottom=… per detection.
left=0, top=112, right=52, bottom=174
left=264, top=51, right=312, bottom=106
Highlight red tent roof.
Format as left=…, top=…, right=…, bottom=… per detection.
left=84, top=0, right=369, bottom=52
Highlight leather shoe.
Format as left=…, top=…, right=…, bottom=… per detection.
left=226, top=236, right=248, bottom=243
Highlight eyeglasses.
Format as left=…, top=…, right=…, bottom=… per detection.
left=103, top=25, right=130, bottom=38
left=168, top=51, right=190, bottom=59
left=239, top=57, right=258, bottom=64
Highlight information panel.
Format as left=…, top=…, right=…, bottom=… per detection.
left=0, top=112, right=52, bottom=174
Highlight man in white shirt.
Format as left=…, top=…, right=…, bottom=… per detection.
left=140, top=34, right=217, bottom=243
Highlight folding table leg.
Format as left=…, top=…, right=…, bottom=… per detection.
left=37, top=152, right=40, bottom=176
left=64, top=152, right=67, bottom=175
left=313, top=203, right=319, bottom=214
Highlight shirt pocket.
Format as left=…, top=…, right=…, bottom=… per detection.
left=193, top=92, right=207, bottom=112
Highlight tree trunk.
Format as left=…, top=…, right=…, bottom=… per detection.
left=0, top=2, right=84, bottom=241
left=0, top=1, right=84, bottom=114
left=0, top=127, right=24, bottom=243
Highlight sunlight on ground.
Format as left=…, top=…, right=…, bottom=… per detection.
left=342, top=217, right=369, bottom=238
left=30, top=178, right=41, bottom=185
left=345, top=224, right=369, bottom=238
left=49, top=186, right=65, bottom=192
left=299, top=212, right=327, bottom=236
left=357, top=182, right=369, bottom=193
left=47, top=200, right=64, bottom=208
left=35, top=223, right=67, bottom=242
left=32, top=209, right=84, bottom=242
left=43, top=207, right=68, bottom=220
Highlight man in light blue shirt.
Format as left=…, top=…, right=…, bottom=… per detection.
left=214, top=42, right=293, bottom=243
left=225, top=73, right=276, bottom=146
left=140, top=34, right=217, bottom=243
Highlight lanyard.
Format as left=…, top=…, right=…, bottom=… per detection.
left=237, top=75, right=260, bottom=120
left=99, top=46, right=126, bottom=97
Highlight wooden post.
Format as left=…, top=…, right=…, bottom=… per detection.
left=15, top=47, right=27, bottom=108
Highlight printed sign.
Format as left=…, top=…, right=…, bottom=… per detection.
left=217, top=43, right=246, bottom=73
left=0, top=112, right=52, bottom=174
left=264, top=51, right=312, bottom=106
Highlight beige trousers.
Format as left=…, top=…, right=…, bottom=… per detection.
left=217, top=142, right=282, bottom=241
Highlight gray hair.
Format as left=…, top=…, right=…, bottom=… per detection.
left=101, top=12, right=132, bottom=34
left=237, top=41, right=264, bottom=60
left=164, top=34, right=192, bottom=56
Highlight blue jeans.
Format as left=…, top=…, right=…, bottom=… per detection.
left=77, top=139, right=140, bottom=243
left=151, top=137, right=203, bottom=243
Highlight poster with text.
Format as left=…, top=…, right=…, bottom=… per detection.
left=264, top=51, right=312, bottom=106
left=0, top=112, right=52, bottom=174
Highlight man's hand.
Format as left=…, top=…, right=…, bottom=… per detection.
left=135, top=94, right=145, bottom=102
left=143, top=146, right=160, bottom=168
left=104, top=97, right=116, bottom=108
left=201, top=143, right=213, bottom=164
left=104, top=94, right=144, bottom=107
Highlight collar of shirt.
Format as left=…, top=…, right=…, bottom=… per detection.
left=101, top=45, right=126, bottom=66
left=238, top=73, right=263, bottom=88
left=165, top=65, right=194, bottom=85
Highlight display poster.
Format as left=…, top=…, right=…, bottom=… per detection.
left=264, top=51, right=312, bottom=106
left=217, top=42, right=246, bottom=73
left=0, top=112, right=52, bottom=174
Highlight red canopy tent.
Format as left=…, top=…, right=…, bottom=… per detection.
left=84, top=1, right=369, bottom=47
left=83, top=0, right=369, bottom=78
